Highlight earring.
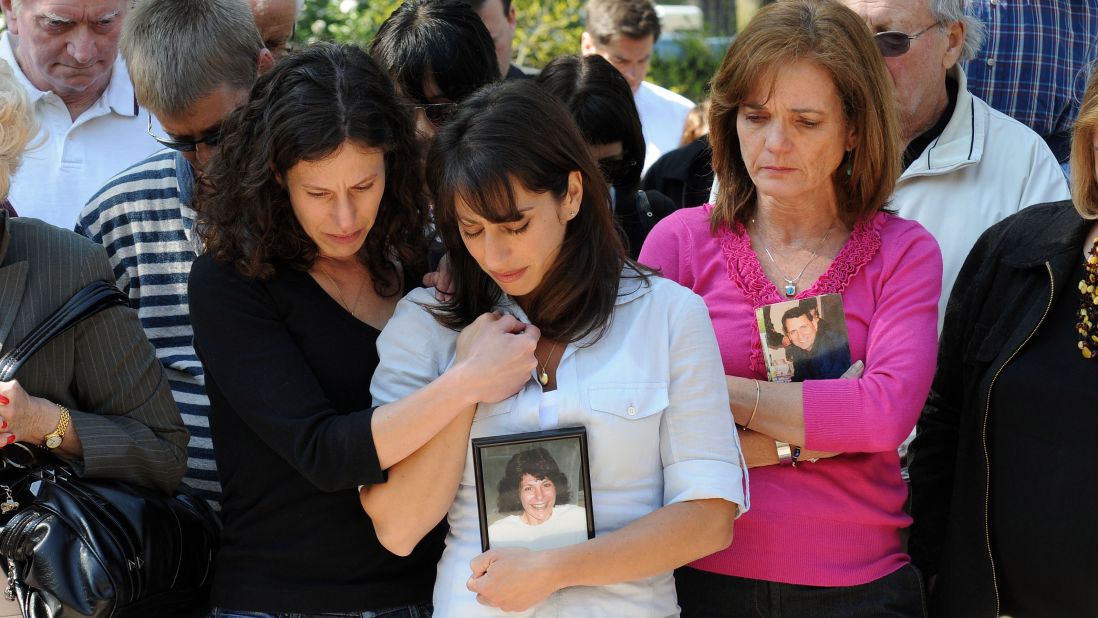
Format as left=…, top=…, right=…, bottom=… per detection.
left=845, top=150, right=853, bottom=177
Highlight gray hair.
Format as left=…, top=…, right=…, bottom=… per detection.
left=121, top=0, right=263, bottom=116
left=928, top=0, right=984, bottom=62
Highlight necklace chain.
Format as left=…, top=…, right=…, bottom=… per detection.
left=537, top=340, right=560, bottom=386
left=757, top=223, right=835, bottom=297
left=1077, top=238, right=1098, bottom=359
left=317, top=261, right=366, bottom=319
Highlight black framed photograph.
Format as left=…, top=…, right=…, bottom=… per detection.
left=471, top=427, right=594, bottom=552
left=756, top=293, right=852, bottom=382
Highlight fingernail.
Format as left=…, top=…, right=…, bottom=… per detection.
left=0, top=395, right=8, bottom=405
left=5, top=436, right=14, bottom=445
left=0, top=421, right=6, bottom=430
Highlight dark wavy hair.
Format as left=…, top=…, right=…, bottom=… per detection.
left=369, top=0, right=500, bottom=104
left=536, top=54, right=646, bottom=196
left=195, top=42, right=429, bottom=291
left=496, top=448, right=572, bottom=512
left=426, top=80, right=647, bottom=343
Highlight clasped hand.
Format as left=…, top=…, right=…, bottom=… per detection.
left=454, top=312, right=540, bottom=404
left=467, top=547, right=559, bottom=612
left=0, top=379, right=57, bottom=446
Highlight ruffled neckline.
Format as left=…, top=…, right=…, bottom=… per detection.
left=706, top=205, right=886, bottom=376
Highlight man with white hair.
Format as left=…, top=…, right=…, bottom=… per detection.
left=0, top=0, right=161, bottom=228
left=838, top=0, right=1068, bottom=328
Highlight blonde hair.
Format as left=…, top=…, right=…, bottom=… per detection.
left=708, top=0, right=901, bottom=230
left=0, top=60, right=37, bottom=203
left=1070, top=69, right=1098, bottom=220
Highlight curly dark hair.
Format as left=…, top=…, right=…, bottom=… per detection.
left=195, top=42, right=429, bottom=292
left=496, top=447, right=572, bottom=513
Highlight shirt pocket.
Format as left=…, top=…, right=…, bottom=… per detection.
left=587, top=382, right=670, bottom=487
left=588, top=383, right=670, bottom=420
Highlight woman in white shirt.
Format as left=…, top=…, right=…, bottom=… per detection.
left=361, top=80, right=748, bottom=617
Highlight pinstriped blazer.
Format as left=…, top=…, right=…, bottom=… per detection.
left=0, top=212, right=187, bottom=494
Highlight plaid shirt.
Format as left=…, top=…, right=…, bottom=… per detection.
left=963, top=0, right=1098, bottom=162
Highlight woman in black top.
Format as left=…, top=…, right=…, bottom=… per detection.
left=908, top=71, right=1098, bottom=617
left=536, top=55, right=676, bottom=258
left=188, top=43, right=538, bottom=617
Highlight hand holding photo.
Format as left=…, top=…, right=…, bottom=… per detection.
left=756, top=294, right=853, bottom=382
left=472, top=427, right=594, bottom=552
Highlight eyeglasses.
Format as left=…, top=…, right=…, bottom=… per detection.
left=147, top=115, right=224, bottom=153
left=597, top=157, right=636, bottom=183
left=414, top=102, right=457, bottom=129
left=873, top=21, right=941, bottom=57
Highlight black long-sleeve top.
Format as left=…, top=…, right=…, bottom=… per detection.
left=188, top=254, right=445, bottom=613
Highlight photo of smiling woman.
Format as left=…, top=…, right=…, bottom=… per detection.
left=361, top=79, right=748, bottom=616
left=486, top=447, right=589, bottom=551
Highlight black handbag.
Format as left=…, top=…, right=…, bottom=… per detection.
left=0, top=280, right=220, bottom=617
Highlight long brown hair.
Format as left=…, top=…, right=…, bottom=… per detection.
left=425, top=80, right=646, bottom=343
left=708, top=0, right=901, bottom=230
left=196, top=43, right=429, bottom=292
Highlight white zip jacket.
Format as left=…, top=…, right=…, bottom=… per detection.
left=892, top=66, right=1070, bottom=330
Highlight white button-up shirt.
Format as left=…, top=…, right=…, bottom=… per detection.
left=372, top=272, right=749, bottom=618
left=635, top=80, right=694, bottom=175
left=1, top=32, right=162, bottom=229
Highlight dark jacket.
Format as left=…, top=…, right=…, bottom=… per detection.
left=908, top=200, right=1092, bottom=617
left=641, top=135, right=714, bottom=210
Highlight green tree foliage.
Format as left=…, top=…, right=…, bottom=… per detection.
left=295, top=0, right=722, bottom=99
left=649, top=35, right=726, bottom=102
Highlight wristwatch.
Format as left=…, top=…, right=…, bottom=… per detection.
left=43, top=404, right=70, bottom=449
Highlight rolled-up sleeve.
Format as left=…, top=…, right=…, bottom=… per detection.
left=661, top=291, right=749, bottom=515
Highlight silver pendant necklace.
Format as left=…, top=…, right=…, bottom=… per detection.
left=759, top=223, right=835, bottom=297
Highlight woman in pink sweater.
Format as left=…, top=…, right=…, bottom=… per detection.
left=639, top=2, right=941, bottom=615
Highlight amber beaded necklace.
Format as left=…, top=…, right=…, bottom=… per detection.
left=1077, top=238, right=1098, bottom=359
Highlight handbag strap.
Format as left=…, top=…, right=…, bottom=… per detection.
left=635, top=190, right=656, bottom=234
left=0, top=280, right=128, bottom=382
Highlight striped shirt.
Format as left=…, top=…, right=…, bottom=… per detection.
left=963, top=1, right=1098, bottom=162
left=77, top=150, right=221, bottom=505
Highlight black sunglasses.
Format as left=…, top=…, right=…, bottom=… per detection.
left=597, top=157, right=636, bottom=183
left=415, top=102, right=457, bottom=129
left=147, top=115, right=224, bottom=153
left=873, top=21, right=941, bottom=57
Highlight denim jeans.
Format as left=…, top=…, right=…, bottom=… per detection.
left=210, top=602, right=432, bottom=618
left=675, top=564, right=927, bottom=618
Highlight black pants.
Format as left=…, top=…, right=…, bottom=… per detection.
left=675, top=564, right=927, bottom=618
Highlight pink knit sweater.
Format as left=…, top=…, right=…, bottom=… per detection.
left=639, top=206, right=942, bottom=586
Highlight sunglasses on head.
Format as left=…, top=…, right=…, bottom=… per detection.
left=147, top=115, right=223, bottom=153
left=873, top=21, right=941, bottom=57
left=415, top=102, right=457, bottom=129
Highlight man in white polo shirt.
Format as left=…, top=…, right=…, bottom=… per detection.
left=0, top=0, right=160, bottom=228
left=582, top=0, right=693, bottom=174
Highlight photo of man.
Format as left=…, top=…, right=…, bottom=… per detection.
left=757, top=294, right=852, bottom=382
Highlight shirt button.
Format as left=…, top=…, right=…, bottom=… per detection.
left=987, top=58, right=996, bottom=67
left=627, top=406, right=637, bottom=416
